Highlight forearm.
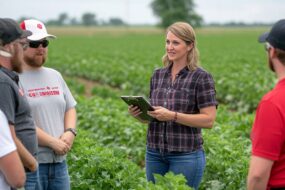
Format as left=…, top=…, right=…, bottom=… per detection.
left=64, top=107, right=77, bottom=130
left=60, top=108, right=77, bottom=149
left=10, top=125, right=37, bottom=171
left=37, top=127, right=70, bottom=155
left=0, top=151, right=26, bottom=188
left=247, top=177, right=267, bottom=190
left=36, top=127, right=55, bottom=147
left=247, top=156, right=273, bottom=190
left=14, top=137, right=37, bottom=172
left=175, top=112, right=215, bottom=128
left=149, top=106, right=216, bottom=128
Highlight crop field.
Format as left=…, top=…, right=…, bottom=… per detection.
left=46, top=27, right=275, bottom=189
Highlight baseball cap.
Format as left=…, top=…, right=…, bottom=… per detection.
left=0, top=18, right=32, bottom=45
left=258, top=19, right=285, bottom=51
left=20, top=19, right=56, bottom=41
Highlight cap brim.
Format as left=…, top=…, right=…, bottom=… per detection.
left=21, top=30, right=32, bottom=38
left=258, top=32, right=269, bottom=43
left=28, top=34, right=56, bottom=41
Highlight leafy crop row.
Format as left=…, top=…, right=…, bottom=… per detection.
left=68, top=130, right=192, bottom=190
left=70, top=93, right=253, bottom=189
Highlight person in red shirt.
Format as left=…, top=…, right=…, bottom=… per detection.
left=247, top=19, right=285, bottom=190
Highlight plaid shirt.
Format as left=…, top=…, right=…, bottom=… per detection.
left=147, top=64, right=218, bottom=152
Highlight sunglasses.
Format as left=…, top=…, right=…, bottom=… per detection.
left=29, top=40, right=49, bottom=48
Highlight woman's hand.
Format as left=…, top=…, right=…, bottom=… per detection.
left=128, top=105, right=142, bottom=118
left=148, top=106, right=175, bottom=121
left=128, top=105, right=150, bottom=124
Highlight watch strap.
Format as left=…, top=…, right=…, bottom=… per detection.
left=65, top=128, right=77, bottom=136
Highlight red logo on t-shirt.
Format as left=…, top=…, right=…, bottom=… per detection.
left=27, top=86, right=60, bottom=98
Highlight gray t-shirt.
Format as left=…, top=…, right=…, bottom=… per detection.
left=19, top=67, right=77, bottom=163
left=0, top=67, right=38, bottom=160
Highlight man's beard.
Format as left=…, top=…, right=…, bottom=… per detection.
left=11, top=47, right=24, bottom=73
left=24, top=54, right=46, bottom=68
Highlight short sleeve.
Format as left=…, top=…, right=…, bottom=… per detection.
left=196, top=72, right=218, bottom=109
left=59, top=75, right=77, bottom=111
left=0, top=110, right=16, bottom=158
left=0, top=83, right=16, bottom=124
left=251, top=100, right=285, bottom=160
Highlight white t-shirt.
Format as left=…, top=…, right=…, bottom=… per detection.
left=0, top=110, right=16, bottom=190
left=19, top=67, right=76, bottom=163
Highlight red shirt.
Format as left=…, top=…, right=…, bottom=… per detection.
left=251, top=78, right=285, bottom=188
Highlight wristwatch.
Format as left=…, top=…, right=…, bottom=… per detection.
left=65, top=128, right=77, bottom=136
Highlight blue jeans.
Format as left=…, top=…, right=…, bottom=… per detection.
left=25, top=168, right=41, bottom=190
left=145, top=148, right=206, bottom=190
left=39, top=160, right=70, bottom=190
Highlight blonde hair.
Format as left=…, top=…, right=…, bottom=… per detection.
left=162, top=22, right=200, bottom=71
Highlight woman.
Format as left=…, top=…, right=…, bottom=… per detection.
left=128, top=22, right=218, bottom=189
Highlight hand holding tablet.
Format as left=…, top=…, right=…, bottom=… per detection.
left=121, top=96, right=154, bottom=121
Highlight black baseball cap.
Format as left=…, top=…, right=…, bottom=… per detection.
left=258, top=19, right=285, bottom=51
left=0, top=18, right=32, bottom=45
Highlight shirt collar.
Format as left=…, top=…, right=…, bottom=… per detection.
left=0, top=66, right=19, bottom=85
left=165, top=63, right=189, bottom=75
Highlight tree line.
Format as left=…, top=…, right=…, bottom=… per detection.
left=17, top=0, right=272, bottom=28
left=17, top=0, right=202, bottom=28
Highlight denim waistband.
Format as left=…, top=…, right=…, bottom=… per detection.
left=147, top=146, right=202, bottom=154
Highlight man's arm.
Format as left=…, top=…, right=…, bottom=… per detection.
left=247, top=155, right=273, bottom=190
left=0, top=150, right=26, bottom=188
left=9, top=125, right=37, bottom=172
left=36, top=127, right=70, bottom=155
left=60, top=108, right=77, bottom=148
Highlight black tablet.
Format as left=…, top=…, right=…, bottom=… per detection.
left=121, top=96, right=154, bottom=121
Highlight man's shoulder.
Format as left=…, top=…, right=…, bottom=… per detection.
left=263, top=86, right=285, bottom=99
left=0, top=70, right=14, bottom=85
left=41, top=67, right=64, bottom=78
left=261, top=87, right=285, bottom=108
left=42, top=67, right=60, bottom=74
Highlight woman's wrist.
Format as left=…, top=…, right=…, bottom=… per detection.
left=173, top=111, right=178, bottom=122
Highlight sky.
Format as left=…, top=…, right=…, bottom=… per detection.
left=0, top=0, right=284, bottom=25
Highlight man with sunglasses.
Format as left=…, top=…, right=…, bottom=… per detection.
left=247, top=19, right=285, bottom=190
left=0, top=18, right=40, bottom=190
left=19, top=19, right=77, bottom=190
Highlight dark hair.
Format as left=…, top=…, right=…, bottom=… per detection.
left=275, top=48, right=285, bottom=65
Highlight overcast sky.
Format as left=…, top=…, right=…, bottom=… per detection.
left=0, top=0, right=284, bottom=24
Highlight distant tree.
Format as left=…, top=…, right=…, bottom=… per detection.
left=109, top=18, right=125, bottom=26
left=46, top=19, right=60, bottom=26
left=70, top=18, right=79, bottom=25
left=58, top=13, right=69, bottom=25
left=151, top=0, right=203, bottom=28
left=82, top=13, right=97, bottom=26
